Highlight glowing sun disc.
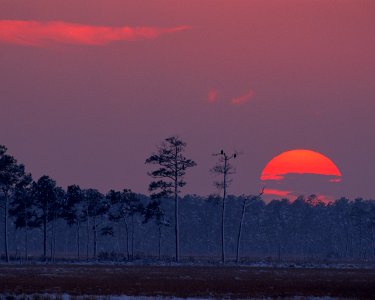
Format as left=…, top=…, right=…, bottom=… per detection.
left=261, top=149, right=342, bottom=181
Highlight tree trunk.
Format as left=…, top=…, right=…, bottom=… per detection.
left=372, top=225, right=375, bottom=258
left=124, top=219, right=130, bottom=260
left=25, top=224, right=28, bottom=262
left=236, top=199, right=247, bottom=263
left=221, top=196, right=225, bottom=263
left=221, top=157, right=227, bottom=264
left=43, top=213, right=47, bottom=262
left=131, top=214, right=134, bottom=260
left=174, top=148, right=179, bottom=263
left=4, top=194, right=9, bottom=263
left=64, top=229, right=68, bottom=259
left=116, top=223, right=121, bottom=259
left=277, top=236, right=281, bottom=261
left=53, top=216, right=57, bottom=262
left=345, top=225, right=349, bottom=258
left=93, top=217, right=97, bottom=260
left=24, top=203, right=29, bottom=262
left=50, top=217, right=55, bottom=262
left=175, top=190, right=179, bottom=262
left=53, top=221, right=57, bottom=261
left=77, top=221, right=80, bottom=260
left=86, top=216, right=90, bottom=261
left=158, top=225, right=161, bottom=260
left=359, top=218, right=363, bottom=259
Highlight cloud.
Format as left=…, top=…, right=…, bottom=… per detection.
left=263, top=188, right=333, bottom=204
left=207, top=89, right=218, bottom=103
left=0, top=20, right=190, bottom=46
left=261, top=174, right=284, bottom=181
left=264, top=188, right=293, bottom=197
left=230, top=89, right=255, bottom=105
left=261, top=172, right=342, bottom=183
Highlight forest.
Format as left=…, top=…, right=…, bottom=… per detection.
left=1, top=138, right=375, bottom=264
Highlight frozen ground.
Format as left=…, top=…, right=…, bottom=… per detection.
left=0, top=264, right=374, bottom=299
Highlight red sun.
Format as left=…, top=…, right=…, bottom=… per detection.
left=261, top=149, right=342, bottom=181
left=260, top=149, right=342, bottom=201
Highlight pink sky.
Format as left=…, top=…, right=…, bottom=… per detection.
left=0, top=0, right=374, bottom=199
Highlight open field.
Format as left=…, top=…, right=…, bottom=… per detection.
left=0, top=264, right=374, bottom=299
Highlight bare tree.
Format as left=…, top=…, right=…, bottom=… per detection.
left=236, top=188, right=264, bottom=263
left=211, top=150, right=237, bottom=263
left=145, top=136, right=196, bottom=262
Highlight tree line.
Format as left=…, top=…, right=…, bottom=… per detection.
left=1, top=138, right=374, bottom=263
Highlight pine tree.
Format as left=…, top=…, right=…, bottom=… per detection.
left=145, top=136, right=196, bottom=262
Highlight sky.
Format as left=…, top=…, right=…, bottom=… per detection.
left=0, top=0, right=374, bottom=200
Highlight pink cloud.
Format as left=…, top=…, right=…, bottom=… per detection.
left=230, top=89, right=255, bottom=105
left=264, top=188, right=293, bottom=197
left=0, top=20, right=190, bottom=46
left=207, top=89, right=218, bottom=103
left=261, top=174, right=284, bottom=181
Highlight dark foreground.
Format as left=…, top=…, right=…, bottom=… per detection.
left=0, top=264, right=374, bottom=299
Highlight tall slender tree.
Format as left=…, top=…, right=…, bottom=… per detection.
left=64, top=185, right=85, bottom=260
left=211, top=150, right=237, bottom=263
left=236, top=188, right=264, bottom=263
left=32, top=175, right=62, bottom=261
left=145, top=136, right=196, bottom=262
left=143, top=198, right=170, bottom=260
left=107, top=189, right=143, bottom=260
left=84, top=189, right=108, bottom=260
left=0, top=145, right=29, bottom=262
left=9, top=173, right=35, bottom=262
left=49, top=186, right=65, bottom=262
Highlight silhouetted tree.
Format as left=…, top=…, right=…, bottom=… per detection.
left=105, top=190, right=124, bottom=257
left=211, top=150, right=237, bottom=263
left=107, top=189, right=143, bottom=260
left=331, top=197, right=351, bottom=258
left=84, top=189, right=108, bottom=260
left=0, top=145, right=29, bottom=262
left=350, top=198, right=366, bottom=258
left=236, top=188, right=264, bottom=263
left=145, top=136, right=196, bottom=262
left=50, top=186, right=65, bottom=261
left=143, top=199, right=170, bottom=259
left=64, top=185, right=85, bottom=260
left=32, top=175, right=63, bottom=261
left=9, top=173, right=34, bottom=261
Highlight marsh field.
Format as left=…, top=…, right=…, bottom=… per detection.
left=0, top=264, right=375, bottom=299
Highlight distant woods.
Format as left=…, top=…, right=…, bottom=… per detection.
left=1, top=138, right=375, bottom=263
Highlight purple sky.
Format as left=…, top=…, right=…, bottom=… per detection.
left=1, top=0, right=374, bottom=199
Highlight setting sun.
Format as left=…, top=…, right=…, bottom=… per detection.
left=261, top=149, right=342, bottom=181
